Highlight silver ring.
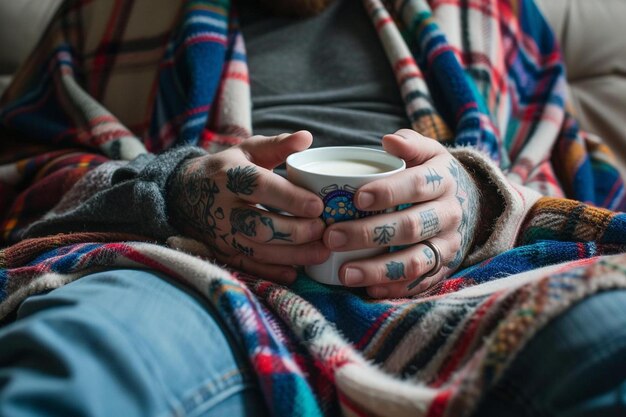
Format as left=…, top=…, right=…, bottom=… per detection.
left=421, top=240, right=443, bottom=278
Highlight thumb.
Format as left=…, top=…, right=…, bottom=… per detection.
left=382, top=129, right=445, bottom=168
left=242, top=130, right=313, bottom=169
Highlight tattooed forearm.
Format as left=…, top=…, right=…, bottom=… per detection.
left=419, top=208, right=440, bottom=237
left=230, top=208, right=293, bottom=242
left=170, top=159, right=220, bottom=240
left=227, top=166, right=258, bottom=195
left=373, top=223, right=396, bottom=245
left=447, top=160, right=480, bottom=269
left=168, top=158, right=228, bottom=256
left=386, top=261, right=405, bottom=280
left=425, top=168, right=444, bottom=191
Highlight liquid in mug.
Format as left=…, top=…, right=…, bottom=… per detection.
left=300, top=159, right=392, bottom=175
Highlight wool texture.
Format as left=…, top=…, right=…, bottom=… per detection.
left=1, top=0, right=626, bottom=416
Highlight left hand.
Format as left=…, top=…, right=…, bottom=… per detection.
left=323, top=129, right=481, bottom=298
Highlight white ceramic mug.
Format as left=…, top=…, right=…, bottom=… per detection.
left=286, top=146, right=406, bottom=285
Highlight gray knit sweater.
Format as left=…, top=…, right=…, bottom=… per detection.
left=25, top=146, right=205, bottom=241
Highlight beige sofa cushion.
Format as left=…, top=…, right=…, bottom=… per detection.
left=536, top=0, right=626, bottom=176
left=0, top=0, right=62, bottom=93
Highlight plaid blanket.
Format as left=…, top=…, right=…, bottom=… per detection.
left=2, top=0, right=626, bottom=416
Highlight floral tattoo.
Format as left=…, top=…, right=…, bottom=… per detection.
left=226, top=166, right=258, bottom=195
left=386, top=261, right=405, bottom=280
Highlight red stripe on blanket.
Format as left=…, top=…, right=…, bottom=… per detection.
left=375, top=16, right=393, bottom=31
left=394, top=57, right=417, bottom=72
left=337, top=389, right=378, bottom=417
left=426, top=388, right=452, bottom=417
left=431, top=291, right=501, bottom=387
left=354, top=308, right=397, bottom=350
left=114, top=244, right=180, bottom=279
left=225, top=71, right=249, bottom=83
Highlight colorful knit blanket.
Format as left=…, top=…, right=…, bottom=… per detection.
left=2, top=0, right=626, bottom=416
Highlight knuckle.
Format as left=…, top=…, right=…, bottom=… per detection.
left=375, top=265, right=391, bottom=285
left=411, top=172, right=426, bottom=193
left=448, top=236, right=462, bottom=254
left=254, top=171, right=271, bottom=192
left=448, top=207, right=463, bottom=227
left=377, top=183, right=395, bottom=207
left=310, top=244, right=327, bottom=264
left=408, top=255, right=424, bottom=278
left=403, top=213, right=422, bottom=240
left=358, top=224, right=373, bottom=247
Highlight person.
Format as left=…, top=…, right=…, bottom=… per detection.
left=1, top=0, right=626, bottom=416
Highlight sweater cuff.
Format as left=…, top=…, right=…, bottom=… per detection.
left=450, top=147, right=542, bottom=265
left=24, top=146, right=207, bottom=241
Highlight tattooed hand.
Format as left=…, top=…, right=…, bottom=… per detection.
left=323, top=129, right=481, bottom=298
left=167, top=131, right=330, bottom=283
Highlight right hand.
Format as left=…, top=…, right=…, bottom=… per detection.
left=167, top=131, right=330, bottom=284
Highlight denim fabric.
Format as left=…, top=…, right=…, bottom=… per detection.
left=0, top=269, right=267, bottom=417
left=474, top=289, right=626, bottom=417
left=1, top=269, right=625, bottom=417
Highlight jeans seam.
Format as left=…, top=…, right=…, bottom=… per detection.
left=163, top=367, right=260, bottom=417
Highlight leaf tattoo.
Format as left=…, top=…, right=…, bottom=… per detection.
left=386, top=261, right=405, bottom=280
left=226, top=166, right=258, bottom=195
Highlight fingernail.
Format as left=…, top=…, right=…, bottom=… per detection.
left=358, top=192, right=375, bottom=209
left=344, top=267, right=364, bottom=286
left=329, top=230, right=348, bottom=249
left=304, top=200, right=322, bottom=217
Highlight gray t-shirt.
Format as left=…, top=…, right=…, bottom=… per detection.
left=239, top=0, right=411, bottom=149
left=27, top=2, right=413, bottom=239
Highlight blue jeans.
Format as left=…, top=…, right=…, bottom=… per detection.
left=474, top=289, right=626, bottom=417
left=0, top=269, right=267, bottom=417
left=1, top=269, right=625, bottom=416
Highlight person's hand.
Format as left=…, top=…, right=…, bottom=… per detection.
left=323, top=129, right=481, bottom=298
left=167, top=131, right=330, bottom=284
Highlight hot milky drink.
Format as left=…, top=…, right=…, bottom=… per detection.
left=300, top=159, right=392, bottom=175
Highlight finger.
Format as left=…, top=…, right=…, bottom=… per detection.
left=249, top=168, right=325, bottom=217
left=224, top=162, right=323, bottom=217
left=221, top=252, right=299, bottom=285
left=241, top=131, right=313, bottom=170
left=367, top=266, right=448, bottom=298
left=229, top=204, right=325, bottom=245
left=381, top=129, right=447, bottom=168
left=354, top=159, right=451, bottom=211
left=337, top=237, right=450, bottom=292
left=228, top=235, right=330, bottom=266
left=325, top=202, right=457, bottom=251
